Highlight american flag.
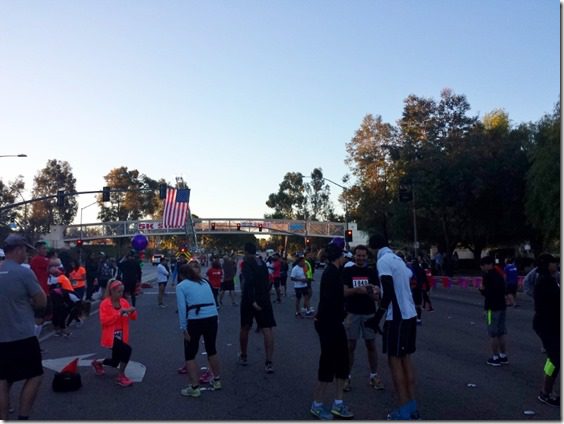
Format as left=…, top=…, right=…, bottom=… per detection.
left=163, top=188, right=190, bottom=228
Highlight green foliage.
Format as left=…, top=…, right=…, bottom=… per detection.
left=98, top=167, right=165, bottom=222
left=345, top=89, right=551, bottom=260
left=28, top=159, right=78, bottom=234
left=525, top=101, right=560, bottom=252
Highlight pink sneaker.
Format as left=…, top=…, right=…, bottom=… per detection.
left=199, top=370, right=214, bottom=384
left=116, top=374, right=133, bottom=387
left=91, top=360, right=105, bottom=376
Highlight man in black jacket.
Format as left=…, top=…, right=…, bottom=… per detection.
left=310, top=242, right=354, bottom=420
left=479, top=256, right=508, bottom=367
left=238, top=243, right=276, bottom=373
left=533, top=253, right=560, bottom=407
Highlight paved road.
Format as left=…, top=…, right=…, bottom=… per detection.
left=16, top=265, right=561, bottom=420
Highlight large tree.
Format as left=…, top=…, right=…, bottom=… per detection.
left=265, top=172, right=307, bottom=220
left=27, top=159, right=78, bottom=234
left=0, top=176, right=26, bottom=239
left=344, top=113, right=399, bottom=240
left=98, top=167, right=165, bottom=222
left=525, top=101, right=560, bottom=253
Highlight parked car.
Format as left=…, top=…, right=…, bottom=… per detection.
left=151, top=253, right=164, bottom=265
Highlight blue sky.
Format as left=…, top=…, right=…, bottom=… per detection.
left=0, top=1, right=559, bottom=224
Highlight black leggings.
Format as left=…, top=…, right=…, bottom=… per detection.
left=103, top=338, right=132, bottom=368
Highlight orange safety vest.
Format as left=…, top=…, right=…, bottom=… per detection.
left=69, top=266, right=86, bottom=289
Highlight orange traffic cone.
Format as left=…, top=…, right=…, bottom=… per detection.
left=60, top=358, right=79, bottom=374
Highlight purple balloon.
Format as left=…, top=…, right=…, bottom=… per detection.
left=330, top=237, right=345, bottom=249
left=131, top=234, right=148, bottom=251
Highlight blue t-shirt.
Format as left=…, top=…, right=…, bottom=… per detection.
left=504, top=264, right=518, bottom=286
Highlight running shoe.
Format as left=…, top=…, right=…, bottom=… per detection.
left=416, top=319, right=422, bottom=326
left=369, top=374, right=384, bottom=390
left=199, top=370, right=214, bottom=384
left=91, top=360, right=105, bottom=376
left=538, top=392, right=560, bottom=407
left=486, top=357, right=501, bottom=367
left=310, top=403, right=334, bottom=420
left=330, top=402, right=354, bottom=419
left=238, top=353, right=248, bottom=366
left=116, top=374, right=133, bottom=387
left=180, top=385, right=201, bottom=397
left=210, top=378, right=222, bottom=390
left=295, top=312, right=303, bottom=319
left=265, top=361, right=274, bottom=374
left=498, top=356, right=509, bottom=365
left=343, top=377, right=352, bottom=392
left=177, top=365, right=188, bottom=374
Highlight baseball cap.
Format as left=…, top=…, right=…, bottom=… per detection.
left=3, top=234, right=34, bottom=250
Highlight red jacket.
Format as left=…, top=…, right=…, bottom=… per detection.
left=99, top=297, right=137, bottom=348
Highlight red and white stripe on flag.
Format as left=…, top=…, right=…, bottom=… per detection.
left=163, top=188, right=189, bottom=228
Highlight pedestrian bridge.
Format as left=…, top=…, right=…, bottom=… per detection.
left=63, top=218, right=346, bottom=241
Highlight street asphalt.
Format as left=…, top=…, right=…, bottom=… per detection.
left=12, top=263, right=561, bottom=421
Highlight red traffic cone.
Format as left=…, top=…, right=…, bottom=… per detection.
left=60, top=358, right=79, bottom=374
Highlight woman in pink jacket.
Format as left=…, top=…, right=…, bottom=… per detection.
left=91, top=280, right=137, bottom=387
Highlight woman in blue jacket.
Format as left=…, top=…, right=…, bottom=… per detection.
left=176, top=259, right=222, bottom=397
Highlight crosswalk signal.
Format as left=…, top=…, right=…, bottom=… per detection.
left=102, top=186, right=111, bottom=202
left=258, top=223, right=263, bottom=232
left=159, top=184, right=167, bottom=200
left=76, top=240, right=84, bottom=247
left=305, top=238, right=311, bottom=247
left=56, top=190, right=65, bottom=208
left=211, top=223, right=216, bottom=231
left=236, top=223, right=241, bottom=231
left=345, top=229, right=353, bottom=242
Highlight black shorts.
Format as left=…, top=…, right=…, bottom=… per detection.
left=221, top=279, right=235, bottom=291
left=273, top=277, right=282, bottom=289
left=240, top=303, right=276, bottom=329
left=315, top=321, right=349, bottom=382
left=383, top=317, right=417, bottom=357
left=184, top=316, right=218, bottom=361
left=294, top=287, right=308, bottom=299
left=0, top=336, right=44, bottom=383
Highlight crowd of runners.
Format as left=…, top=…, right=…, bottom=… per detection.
left=0, top=231, right=560, bottom=420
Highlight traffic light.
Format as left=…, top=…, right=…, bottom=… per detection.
left=236, top=223, right=241, bottom=231
left=56, top=190, right=65, bottom=208
left=211, top=223, right=216, bottom=231
left=180, top=247, right=187, bottom=253
left=102, top=186, right=111, bottom=202
left=345, top=229, right=353, bottom=242
left=76, top=240, right=83, bottom=247
left=305, top=238, right=311, bottom=246
left=258, top=223, right=263, bottom=232
left=159, top=184, right=167, bottom=200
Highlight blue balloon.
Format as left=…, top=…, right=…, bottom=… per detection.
left=131, top=234, right=148, bottom=251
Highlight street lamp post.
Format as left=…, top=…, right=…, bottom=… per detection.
left=300, top=173, right=350, bottom=243
left=80, top=200, right=98, bottom=240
